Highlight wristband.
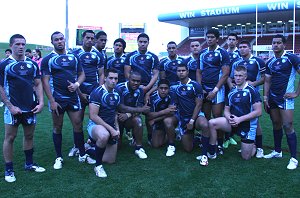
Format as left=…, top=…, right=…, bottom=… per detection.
left=189, top=119, right=195, bottom=124
left=125, top=113, right=132, bottom=118
left=75, top=82, right=80, bottom=87
left=212, top=87, right=219, bottom=94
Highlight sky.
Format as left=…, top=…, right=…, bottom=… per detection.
left=1, top=0, right=279, bottom=53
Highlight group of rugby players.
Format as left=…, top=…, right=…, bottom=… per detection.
left=1, top=28, right=299, bottom=182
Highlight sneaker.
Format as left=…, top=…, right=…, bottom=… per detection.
left=68, top=146, right=79, bottom=157
left=256, top=148, right=264, bottom=158
left=217, top=146, right=224, bottom=155
left=238, top=149, right=241, bottom=153
left=229, top=137, right=237, bottom=145
left=78, top=154, right=96, bottom=164
left=223, top=140, right=230, bottom=149
left=263, top=150, right=282, bottom=159
left=199, top=155, right=208, bottom=166
left=207, top=152, right=217, bottom=159
left=25, top=163, right=46, bottom=172
left=166, top=145, right=176, bottom=157
left=4, top=170, right=16, bottom=183
left=0, top=102, right=4, bottom=107
left=135, top=148, right=148, bottom=159
left=53, top=157, right=63, bottom=170
left=287, top=157, right=298, bottom=170
left=125, top=131, right=133, bottom=141
left=94, top=165, right=107, bottom=178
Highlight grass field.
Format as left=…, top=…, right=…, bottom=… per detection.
left=0, top=92, right=299, bottom=198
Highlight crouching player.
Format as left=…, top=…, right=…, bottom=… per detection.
left=87, top=68, right=120, bottom=178
left=171, top=64, right=210, bottom=164
left=208, top=65, right=262, bottom=161
left=146, top=79, right=178, bottom=156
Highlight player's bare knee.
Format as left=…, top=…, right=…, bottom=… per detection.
left=282, top=121, right=293, bottom=133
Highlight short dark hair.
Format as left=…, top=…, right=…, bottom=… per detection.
left=227, top=33, right=239, bottom=40
left=51, top=31, right=63, bottom=41
left=273, top=34, right=286, bottom=43
left=114, top=38, right=126, bottom=51
left=167, top=41, right=177, bottom=46
left=158, top=79, right=170, bottom=87
left=35, top=49, right=42, bottom=57
left=82, top=30, right=95, bottom=38
left=5, top=49, right=12, bottom=53
left=239, top=40, right=251, bottom=48
left=137, top=33, right=149, bottom=41
left=105, top=68, right=118, bottom=77
left=177, top=63, right=188, bottom=70
left=129, top=71, right=141, bottom=78
left=235, top=65, right=247, bottom=72
left=95, top=31, right=107, bottom=39
left=9, top=34, right=25, bottom=45
left=206, top=29, right=220, bottom=39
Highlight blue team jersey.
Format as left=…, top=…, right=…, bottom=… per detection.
left=149, top=91, right=172, bottom=112
left=0, top=56, right=40, bottom=112
left=89, top=85, right=120, bottom=126
left=115, top=82, right=144, bottom=107
left=231, top=55, right=266, bottom=90
left=266, top=52, right=300, bottom=100
left=107, top=54, right=127, bottom=84
left=41, top=51, right=83, bottom=100
left=159, top=56, right=185, bottom=85
left=200, top=46, right=230, bottom=91
left=226, top=83, right=261, bottom=134
left=124, top=50, right=159, bottom=86
left=170, top=79, right=203, bottom=118
left=227, top=48, right=240, bottom=64
left=184, top=56, right=200, bottom=81
left=72, top=47, right=103, bottom=94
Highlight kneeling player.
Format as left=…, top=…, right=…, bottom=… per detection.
left=146, top=79, right=178, bottom=156
left=208, top=65, right=262, bottom=161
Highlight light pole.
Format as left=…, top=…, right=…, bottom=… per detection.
left=65, top=0, right=69, bottom=50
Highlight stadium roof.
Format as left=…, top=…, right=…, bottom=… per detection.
left=158, top=0, right=300, bottom=28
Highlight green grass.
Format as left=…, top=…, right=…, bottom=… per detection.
left=0, top=95, right=300, bottom=197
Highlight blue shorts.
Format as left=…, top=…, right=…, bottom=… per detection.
left=178, top=113, right=205, bottom=136
left=232, top=126, right=256, bottom=142
left=269, top=97, right=294, bottom=110
left=49, top=97, right=81, bottom=114
left=203, top=86, right=225, bottom=104
left=87, top=120, right=117, bottom=145
left=4, top=109, right=36, bottom=126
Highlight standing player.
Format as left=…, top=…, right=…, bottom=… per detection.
left=184, top=40, right=202, bottom=84
left=124, top=33, right=159, bottom=94
left=94, top=31, right=107, bottom=85
left=146, top=79, right=178, bottom=156
left=0, top=34, right=45, bottom=183
left=199, top=29, right=230, bottom=155
left=171, top=64, right=210, bottom=164
left=41, top=31, right=92, bottom=170
left=87, top=68, right=120, bottom=178
left=228, top=40, right=266, bottom=158
left=263, top=34, right=300, bottom=170
left=68, top=30, right=104, bottom=157
left=208, top=65, right=262, bottom=162
left=159, top=41, right=185, bottom=85
left=107, top=38, right=127, bottom=84
left=115, top=71, right=150, bottom=159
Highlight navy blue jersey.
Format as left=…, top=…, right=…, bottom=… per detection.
left=159, top=56, right=185, bottom=85
left=266, top=52, right=300, bottom=101
left=107, top=54, right=127, bottom=83
left=41, top=51, right=83, bottom=100
left=170, top=79, right=203, bottom=118
left=124, top=50, right=159, bottom=86
left=149, top=91, right=172, bottom=112
left=226, top=83, right=261, bottom=132
left=184, top=56, right=200, bottom=81
left=89, top=85, right=120, bottom=126
left=0, top=57, right=40, bottom=112
left=200, top=46, right=230, bottom=91
left=231, top=55, right=266, bottom=89
left=72, top=47, right=103, bottom=94
left=227, top=48, right=240, bottom=64
left=115, top=82, right=144, bottom=107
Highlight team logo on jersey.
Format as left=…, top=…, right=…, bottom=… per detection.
left=27, top=63, right=32, bottom=68
left=243, top=62, right=247, bottom=66
left=173, top=62, right=176, bottom=65
left=85, top=55, right=90, bottom=59
left=282, top=59, right=286, bottom=63
left=277, top=61, right=280, bottom=65
left=146, top=56, right=150, bottom=59
left=20, top=65, right=25, bottom=69
left=237, top=94, right=240, bottom=98
left=114, top=95, right=118, bottom=100
left=62, top=58, right=67, bottom=62
left=116, top=60, right=119, bottom=64
left=249, top=61, right=254, bottom=64
left=243, top=92, right=247, bottom=97
left=91, top=54, right=96, bottom=59
left=215, top=53, right=218, bottom=57
left=68, top=57, right=73, bottom=61
left=187, top=86, right=191, bottom=91
left=140, top=57, right=144, bottom=60
left=233, top=54, right=237, bottom=58
left=134, top=93, right=138, bottom=97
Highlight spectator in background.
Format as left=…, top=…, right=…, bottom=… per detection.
left=25, top=49, right=33, bottom=59
left=5, top=49, right=12, bottom=58
left=32, top=49, right=43, bottom=68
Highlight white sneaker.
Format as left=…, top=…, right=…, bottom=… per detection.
left=25, top=163, right=46, bottom=172
left=199, top=155, right=208, bottom=166
left=94, top=165, right=107, bottom=178
left=4, top=170, right=16, bottom=183
left=78, top=154, right=96, bottom=164
left=166, top=145, right=176, bottom=157
left=263, top=150, right=282, bottom=159
left=207, top=152, right=217, bottom=159
left=256, top=148, right=264, bottom=158
left=287, top=157, right=298, bottom=170
left=135, top=148, right=148, bottom=159
left=53, top=157, right=63, bottom=169
left=68, top=146, right=79, bottom=157
left=0, top=102, right=4, bottom=107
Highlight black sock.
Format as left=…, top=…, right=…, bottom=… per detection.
left=24, top=148, right=34, bottom=165
left=53, top=133, right=62, bottom=158
left=286, top=132, right=297, bottom=159
left=95, top=146, right=106, bottom=166
left=5, top=162, right=13, bottom=172
left=74, top=131, right=85, bottom=156
left=273, top=129, right=283, bottom=152
left=255, top=135, right=263, bottom=148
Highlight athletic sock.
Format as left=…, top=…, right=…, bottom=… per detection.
left=201, top=136, right=209, bottom=156
left=24, top=148, right=34, bottom=165
left=255, top=135, right=263, bottom=149
left=273, top=129, right=283, bottom=152
left=286, top=132, right=297, bottom=159
left=217, top=138, right=223, bottom=147
left=74, top=131, right=85, bottom=156
left=53, top=133, right=62, bottom=158
left=5, top=162, right=13, bottom=172
left=208, top=144, right=216, bottom=155
left=224, top=133, right=230, bottom=141
left=95, top=146, right=106, bottom=166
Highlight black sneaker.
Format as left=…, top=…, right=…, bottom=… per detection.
left=217, top=146, right=224, bottom=155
